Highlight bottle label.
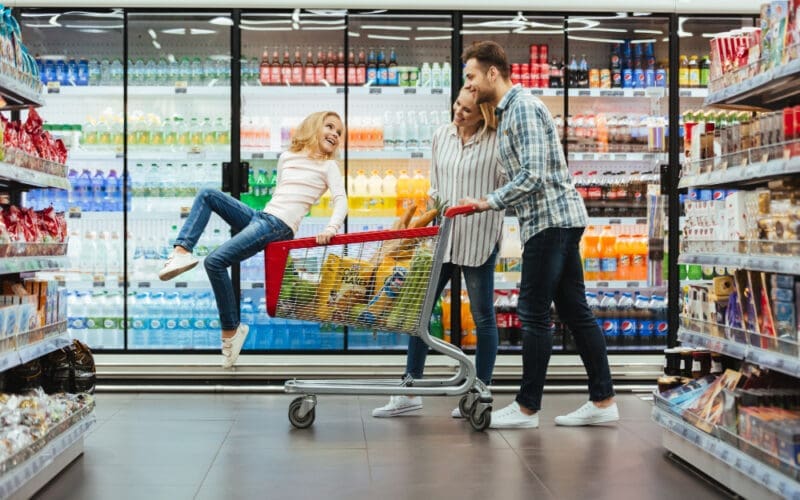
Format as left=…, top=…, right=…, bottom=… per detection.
left=103, top=319, right=115, bottom=329
left=632, top=255, right=645, bottom=267
left=584, top=258, right=601, bottom=273
left=132, top=319, right=144, bottom=329
left=314, top=66, right=325, bottom=84
left=336, top=67, right=345, bottom=85
left=600, top=258, right=617, bottom=273
left=325, top=67, right=336, bottom=83
left=166, top=319, right=178, bottom=330
left=291, top=67, right=303, bottom=84
left=692, top=360, right=701, bottom=373
left=305, top=67, right=315, bottom=84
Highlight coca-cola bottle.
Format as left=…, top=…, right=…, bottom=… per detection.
left=494, top=291, right=510, bottom=345
left=509, top=291, right=521, bottom=346
left=347, top=49, right=356, bottom=84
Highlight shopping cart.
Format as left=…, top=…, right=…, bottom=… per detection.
left=264, top=205, right=493, bottom=431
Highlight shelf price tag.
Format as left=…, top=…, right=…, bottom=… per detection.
left=403, top=88, right=417, bottom=95
left=336, top=87, right=346, bottom=94
left=250, top=152, right=265, bottom=160
left=251, top=282, right=264, bottom=289
left=175, top=81, right=188, bottom=94
left=633, top=91, right=646, bottom=97
left=138, top=282, right=151, bottom=288
left=47, top=81, right=61, bottom=94
left=530, top=89, right=544, bottom=96
left=369, top=87, right=382, bottom=95
left=431, top=88, right=444, bottom=95
left=577, top=90, right=591, bottom=96
left=175, top=282, right=188, bottom=288
left=410, top=151, right=424, bottom=159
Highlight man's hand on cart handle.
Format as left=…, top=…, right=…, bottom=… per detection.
left=459, top=197, right=490, bottom=214
left=316, top=228, right=337, bottom=245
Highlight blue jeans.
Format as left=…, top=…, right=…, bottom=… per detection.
left=174, top=189, right=293, bottom=330
left=405, top=247, right=499, bottom=385
left=515, top=227, right=614, bottom=411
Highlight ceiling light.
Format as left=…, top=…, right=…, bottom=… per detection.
left=306, top=9, right=348, bottom=16
left=301, top=26, right=346, bottom=31
left=240, top=19, right=291, bottom=25
left=461, top=29, right=511, bottom=35
left=415, top=36, right=451, bottom=41
left=239, top=26, right=292, bottom=32
left=513, top=29, right=563, bottom=35
left=152, top=40, right=161, bottom=50
left=161, top=28, right=186, bottom=35
left=572, top=27, right=627, bottom=33
left=291, top=9, right=300, bottom=23
left=360, top=24, right=412, bottom=31
left=190, top=28, right=216, bottom=35
left=148, top=29, right=157, bottom=39
left=167, top=54, right=176, bottom=63
left=49, top=14, right=62, bottom=27
left=22, top=23, right=60, bottom=28
left=209, top=16, right=233, bottom=26
left=79, top=29, right=109, bottom=34
left=635, top=29, right=663, bottom=35
left=348, top=31, right=361, bottom=37
left=632, top=12, right=652, bottom=16
left=567, top=35, right=625, bottom=44
left=677, top=17, right=694, bottom=38
left=292, top=22, right=300, bottom=30
left=367, top=34, right=410, bottom=41
left=64, top=23, right=123, bottom=29
left=630, top=39, right=657, bottom=44
left=300, top=19, right=345, bottom=25
left=417, top=26, right=453, bottom=32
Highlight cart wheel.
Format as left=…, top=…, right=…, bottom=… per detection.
left=459, top=395, right=474, bottom=418
left=288, top=397, right=315, bottom=429
left=469, top=406, right=491, bottom=432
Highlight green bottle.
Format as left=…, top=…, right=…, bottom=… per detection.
left=430, top=299, right=444, bottom=339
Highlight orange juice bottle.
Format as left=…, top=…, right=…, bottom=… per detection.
left=382, top=170, right=397, bottom=217
left=441, top=291, right=451, bottom=343
left=411, top=169, right=429, bottom=214
left=599, top=225, right=618, bottom=281
left=631, top=234, right=648, bottom=281
left=616, top=234, right=632, bottom=281
left=460, top=290, right=476, bottom=348
left=582, top=225, right=600, bottom=281
left=396, top=169, right=411, bottom=216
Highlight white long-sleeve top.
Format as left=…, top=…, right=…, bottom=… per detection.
left=263, top=151, right=348, bottom=236
left=430, top=124, right=506, bottom=267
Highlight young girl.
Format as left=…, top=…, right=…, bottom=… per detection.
left=159, top=111, right=347, bottom=368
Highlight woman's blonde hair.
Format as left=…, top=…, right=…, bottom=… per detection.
left=479, top=102, right=498, bottom=132
left=289, top=111, right=344, bottom=159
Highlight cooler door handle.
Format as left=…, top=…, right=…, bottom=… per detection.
left=240, top=162, right=250, bottom=193
left=222, top=162, right=231, bottom=193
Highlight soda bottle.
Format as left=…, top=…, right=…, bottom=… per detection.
left=347, top=49, right=356, bottom=84
left=396, top=169, right=411, bottom=216
left=494, top=291, right=510, bottom=345
left=618, top=292, right=635, bottom=347
left=699, top=56, right=710, bottom=88
left=336, top=47, right=345, bottom=85
left=599, top=291, right=618, bottom=346
left=411, top=169, right=429, bottom=214
left=280, top=48, right=291, bottom=85
left=631, top=234, right=648, bottom=281
left=382, top=170, right=397, bottom=218
left=367, top=169, right=384, bottom=215
left=376, top=47, right=387, bottom=85
left=270, top=50, right=281, bottom=85
left=615, top=234, right=632, bottom=281
left=366, top=48, right=377, bottom=85
left=430, top=298, right=444, bottom=339
left=651, top=295, right=668, bottom=346
left=567, top=55, right=578, bottom=88
left=356, top=48, right=367, bottom=85
left=314, top=47, right=325, bottom=85
left=292, top=47, right=303, bottom=85
left=688, top=55, right=700, bottom=88
left=678, top=55, right=689, bottom=87
left=508, top=291, right=521, bottom=346
left=582, top=226, right=601, bottom=281
left=325, top=46, right=336, bottom=84
left=634, top=294, right=651, bottom=346
left=578, top=55, right=589, bottom=88
left=304, top=49, right=315, bottom=85
left=388, top=48, right=399, bottom=86
left=350, top=169, right=368, bottom=216
left=599, top=225, right=618, bottom=281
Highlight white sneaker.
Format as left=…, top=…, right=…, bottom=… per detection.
left=554, top=401, right=620, bottom=426
left=221, top=324, right=249, bottom=369
left=158, top=250, right=199, bottom=281
left=489, top=401, right=539, bottom=429
left=451, top=407, right=464, bottom=419
left=372, top=396, right=423, bottom=417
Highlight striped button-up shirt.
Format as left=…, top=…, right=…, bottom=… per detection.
left=431, top=123, right=506, bottom=267
left=486, top=86, right=588, bottom=244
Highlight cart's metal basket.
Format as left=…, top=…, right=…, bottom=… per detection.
left=265, top=225, right=439, bottom=336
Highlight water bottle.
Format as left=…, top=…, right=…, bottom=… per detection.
left=163, top=292, right=181, bottom=349
left=405, top=111, right=419, bottom=150
left=76, top=169, right=92, bottom=211
left=598, top=291, right=619, bottom=346
left=179, top=57, right=191, bottom=83
left=156, top=58, right=168, bottom=85
left=168, top=59, right=179, bottom=85
left=652, top=295, right=668, bottom=346
left=147, top=291, right=166, bottom=348
left=91, top=170, right=105, bottom=211
left=205, top=294, right=221, bottom=349
left=110, top=59, right=123, bottom=84
left=80, top=231, right=98, bottom=275
left=255, top=297, right=270, bottom=349
left=124, top=170, right=131, bottom=212
left=241, top=297, right=256, bottom=350
left=442, top=61, right=451, bottom=88
left=130, top=292, right=149, bottom=348
left=54, top=184, right=68, bottom=212
left=431, top=62, right=442, bottom=88
left=418, top=111, right=432, bottom=149
left=191, top=57, right=203, bottom=86
left=83, top=291, right=103, bottom=348
left=617, top=292, right=636, bottom=347
left=419, top=62, right=431, bottom=88
left=107, top=290, right=124, bottom=348
left=634, top=294, right=651, bottom=346
left=177, top=292, right=195, bottom=349
left=67, top=291, right=87, bottom=344
left=67, top=169, right=79, bottom=209
left=103, top=170, right=118, bottom=211
left=143, top=234, right=161, bottom=281
left=192, top=292, right=210, bottom=348
left=88, top=59, right=101, bottom=86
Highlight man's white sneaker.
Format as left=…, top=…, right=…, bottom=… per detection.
left=158, top=251, right=199, bottom=281
left=451, top=407, right=465, bottom=419
left=489, top=401, right=539, bottom=429
left=554, top=401, right=620, bottom=426
left=372, top=396, right=423, bottom=417
left=221, top=324, right=249, bottom=369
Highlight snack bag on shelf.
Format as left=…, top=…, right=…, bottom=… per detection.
left=683, top=368, right=744, bottom=433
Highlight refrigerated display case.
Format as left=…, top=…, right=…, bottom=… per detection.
left=16, top=7, right=754, bottom=361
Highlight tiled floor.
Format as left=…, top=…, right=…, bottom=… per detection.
left=34, top=392, right=730, bottom=500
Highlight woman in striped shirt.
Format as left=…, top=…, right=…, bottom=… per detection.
left=373, top=87, right=506, bottom=418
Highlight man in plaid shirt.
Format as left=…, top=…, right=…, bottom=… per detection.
left=460, top=41, right=619, bottom=429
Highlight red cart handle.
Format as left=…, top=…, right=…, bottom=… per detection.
left=444, top=204, right=479, bottom=218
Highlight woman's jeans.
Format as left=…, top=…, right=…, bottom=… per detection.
left=515, top=227, right=614, bottom=411
left=174, top=189, right=293, bottom=330
left=404, top=248, right=499, bottom=385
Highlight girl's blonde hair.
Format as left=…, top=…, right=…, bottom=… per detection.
left=289, top=111, right=345, bottom=159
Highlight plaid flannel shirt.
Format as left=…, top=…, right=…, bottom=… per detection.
left=486, top=86, right=588, bottom=244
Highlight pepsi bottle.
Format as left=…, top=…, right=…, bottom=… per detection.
left=618, top=292, right=636, bottom=347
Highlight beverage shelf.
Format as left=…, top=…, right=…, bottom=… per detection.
left=0, top=255, right=68, bottom=275
left=493, top=280, right=653, bottom=291
left=68, top=150, right=229, bottom=162
left=0, top=160, right=69, bottom=190
left=679, top=154, right=800, bottom=189
left=678, top=320, right=800, bottom=378
left=51, top=85, right=452, bottom=98
left=705, top=57, right=800, bottom=111
left=241, top=150, right=432, bottom=161
left=0, top=322, right=70, bottom=372
left=568, top=152, right=667, bottom=162
left=679, top=251, right=800, bottom=275
left=0, top=73, right=43, bottom=110
left=525, top=87, right=683, bottom=98
left=652, top=405, right=800, bottom=500
left=0, top=409, right=95, bottom=500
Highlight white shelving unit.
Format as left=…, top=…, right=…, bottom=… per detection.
left=664, top=54, right=800, bottom=499
left=0, top=55, right=93, bottom=498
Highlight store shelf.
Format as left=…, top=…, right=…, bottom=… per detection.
left=679, top=152, right=800, bottom=189
left=678, top=88, right=709, bottom=99
left=0, top=73, right=43, bottom=110
left=0, top=410, right=95, bottom=500
left=568, top=152, right=666, bottom=162
left=652, top=405, right=800, bottom=500
left=678, top=322, right=800, bottom=379
left=679, top=251, right=800, bottom=275
left=0, top=161, right=69, bottom=190
left=68, top=149, right=229, bottom=162
left=586, top=217, right=648, bottom=225
left=241, top=150, right=432, bottom=161
left=568, top=87, right=666, bottom=98
left=492, top=280, right=655, bottom=291
left=705, top=57, right=800, bottom=111
left=0, top=255, right=68, bottom=275
left=0, top=323, right=70, bottom=372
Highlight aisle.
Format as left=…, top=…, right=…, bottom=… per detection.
left=34, top=393, right=728, bottom=500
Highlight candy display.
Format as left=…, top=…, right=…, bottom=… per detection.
left=0, top=206, right=67, bottom=257
left=0, top=108, right=68, bottom=177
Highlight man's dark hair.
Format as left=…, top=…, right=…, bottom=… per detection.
left=461, top=41, right=510, bottom=79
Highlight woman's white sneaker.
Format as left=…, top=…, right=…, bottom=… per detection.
left=222, top=324, right=249, bottom=369
left=158, top=251, right=199, bottom=281
left=554, top=401, right=619, bottom=426
left=489, top=401, right=539, bottom=429
left=372, top=396, right=423, bottom=417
